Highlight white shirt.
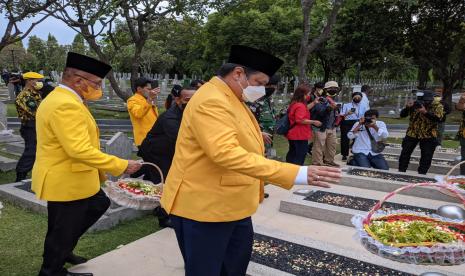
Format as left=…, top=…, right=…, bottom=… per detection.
left=347, top=120, right=388, bottom=156
left=59, top=84, right=83, bottom=103
left=361, top=92, right=370, bottom=109
left=340, top=102, right=369, bottom=120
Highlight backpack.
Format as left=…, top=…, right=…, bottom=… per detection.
left=275, top=105, right=295, bottom=135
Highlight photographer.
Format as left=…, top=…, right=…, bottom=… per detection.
left=340, top=91, right=369, bottom=161
left=347, top=110, right=389, bottom=170
left=311, top=81, right=340, bottom=167
left=398, top=90, right=444, bottom=174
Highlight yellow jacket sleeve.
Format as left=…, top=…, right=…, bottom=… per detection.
left=191, top=97, right=299, bottom=189
left=49, top=102, right=128, bottom=176
left=127, top=97, right=152, bottom=119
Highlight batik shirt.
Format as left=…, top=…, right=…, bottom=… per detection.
left=402, top=102, right=444, bottom=139
left=247, top=97, right=276, bottom=134
left=15, top=88, right=42, bottom=124
left=458, top=111, right=465, bottom=139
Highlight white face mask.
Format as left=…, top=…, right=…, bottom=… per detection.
left=238, top=77, right=265, bottom=102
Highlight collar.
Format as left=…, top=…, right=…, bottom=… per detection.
left=59, top=84, right=83, bottom=102
left=210, top=76, right=236, bottom=99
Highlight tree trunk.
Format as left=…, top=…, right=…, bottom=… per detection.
left=297, top=0, right=344, bottom=83
left=417, top=64, right=430, bottom=89
left=442, top=79, right=453, bottom=108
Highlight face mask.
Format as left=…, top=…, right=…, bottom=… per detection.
left=79, top=81, right=103, bottom=101
left=265, top=87, right=275, bottom=97
left=353, top=98, right=361, bottom=103
left=434, top=96, right=441, bottom=103
left=33, top=81, right=43, bottom=91
left=238, top=77, right=265, bottom=102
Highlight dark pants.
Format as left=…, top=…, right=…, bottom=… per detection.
left=340, top=120, right=357, bottom=157
left=170, top=215, right=253, bottom=276
left=353, top=152, right=389, bottom=170
left=460, top=137, right=465, bottom=175
left=16, top=124, right=37, bottom=180
left=398, top=136, right=437, bottom=174
left=39, top=189, right=110, bottom=276
left=286, top=140, right=308, bottom=165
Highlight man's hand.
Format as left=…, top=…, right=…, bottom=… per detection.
left=262, top=132, right=273, bottom=145
left=407, top=100, right=414, bottom=108
left=149, top=87, right=161, bottom=99
left=125, top=160, right=142, bottom=175
left=307, top=165, right=341, bottom=188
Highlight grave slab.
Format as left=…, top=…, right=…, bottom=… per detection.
left=0, top=155, right=17, bottom=171
left=340, top=167, right=460, bottom=203
left=0, top=180, right=151, bottom=232
left=279, top=184, right=463, bottom=227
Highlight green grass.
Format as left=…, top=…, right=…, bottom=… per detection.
left=0, top=202, right=160, bottom=276
left=386, top=137, right=459, bottom=148
left=7, top=104, right=17, bottom=117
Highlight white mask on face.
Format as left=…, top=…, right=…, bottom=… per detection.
left=238, top=77, right=266, bottom=102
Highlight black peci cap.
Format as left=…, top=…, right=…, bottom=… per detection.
left=65, top=52, right=112, bottom=78
left=228, top=45, right=283, bottom=77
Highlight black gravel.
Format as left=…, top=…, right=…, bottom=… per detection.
left=251, top=233, right=413, bottom=276
left=304, top=190, right=435, bottom=214
left=348, top=168, right=435, bottom=183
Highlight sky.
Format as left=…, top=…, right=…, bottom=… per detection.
left=0, top=15, right=78, bottom=47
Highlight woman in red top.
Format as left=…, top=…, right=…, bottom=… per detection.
left=286, top=84, right=322, bottom=165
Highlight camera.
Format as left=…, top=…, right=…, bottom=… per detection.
left=413, top=100, right=424, bottom=109
left=318, top=97, right=327, bottom=104
left=364, top=117, right=373, bottom=125
left=350, top=107, right=356, bottom=113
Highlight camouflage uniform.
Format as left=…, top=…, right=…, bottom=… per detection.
left=15, top=88, right=42, bottom=180
left=247, top=96, right=277, bottom=157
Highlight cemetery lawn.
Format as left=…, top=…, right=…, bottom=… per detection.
left=0, top=201, right=160, bottom=276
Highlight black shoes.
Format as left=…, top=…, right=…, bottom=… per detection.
left=65, top=253, right=88, bottom=265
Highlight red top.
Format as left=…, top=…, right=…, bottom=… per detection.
left=286, top=102, right=312, bottom=140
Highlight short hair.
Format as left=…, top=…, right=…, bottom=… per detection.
left=190, top=79, right=205, bottom=87
left=134, top=77, right=152, bottom=92
left=365, top=109, right=379, bottom=118
left=361, top=85, right=370, bottom=92
left=217, top=63, right=257, bottom=78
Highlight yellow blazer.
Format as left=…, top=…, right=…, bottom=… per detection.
left=127, top=93, right=158, bottom=146
left=32, top=86, right=128, bottom=201
left=160, top=77, right=300, bottom=222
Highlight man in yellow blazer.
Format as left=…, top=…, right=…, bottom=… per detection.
left=127, top=77, right=160, bottom=147
left=161, top=45, right=341, bottom=276
left=33, top=52, right=142, bottom=276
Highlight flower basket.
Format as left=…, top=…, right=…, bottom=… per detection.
left=352, top=183, right=465, bottom=265
left=103, top=162, right=163, bottom=210
left=435, top=160, right=465, bottom=196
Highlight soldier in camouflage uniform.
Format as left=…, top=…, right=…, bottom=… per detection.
left=247, top=74, right=280, bottom=158
left=398, top=90, right=444, bottom=174
left=15, top=72, right=44, bottom=181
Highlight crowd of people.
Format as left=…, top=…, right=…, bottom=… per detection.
left=3, top=44, right=461, bottom=276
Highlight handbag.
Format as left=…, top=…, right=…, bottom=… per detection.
left=366, top=125, right=386, bottom=153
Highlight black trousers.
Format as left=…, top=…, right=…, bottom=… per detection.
left=286, top=140, right=308, bottom=165
left=460, top=137, right=465, bottom=175
left=16, top=124, right=37, bottom=174
left=39, top=189, right=110, bottom=276
left=171, top=215, right=253, bottom=276
left=340, top=120, right=357, bottom=157
left=398, top=136, right=437, bottom=174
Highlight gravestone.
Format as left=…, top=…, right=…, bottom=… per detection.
left=0, top=101, right=7, bottom=131
left=7, top=83, right=15, bottom=101
left=104, top=132, right=133, bottom=181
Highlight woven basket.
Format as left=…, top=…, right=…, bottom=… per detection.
left=352, top=183, right=465, bottom=265
left=103, top=162, right=164, bottom=210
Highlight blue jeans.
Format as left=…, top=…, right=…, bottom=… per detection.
left=353, top=152, right=389, bottom=170
left=286, top=140, right=308, bottom=165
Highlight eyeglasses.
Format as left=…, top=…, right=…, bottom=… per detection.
left=75, top=73, right=102, bottom=88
